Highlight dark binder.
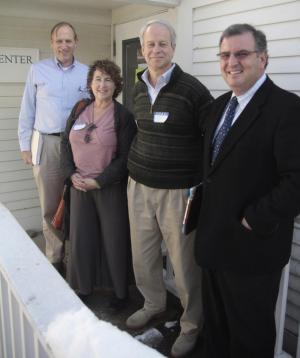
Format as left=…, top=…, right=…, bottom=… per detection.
left=182, top=184, right=203, bottom=235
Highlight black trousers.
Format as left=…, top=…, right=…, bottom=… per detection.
left=68, top=182, right=130, bottom=297
left=202, top=268, right=281, bottom=358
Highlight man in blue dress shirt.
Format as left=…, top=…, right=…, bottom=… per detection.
left=18, top=22, right=88, bottom=273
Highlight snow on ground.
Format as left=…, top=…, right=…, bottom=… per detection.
left=164, top=320, right=178, bottom=329
left=134, top=328, right=164, bottom=348
left=45, top=306, right=165, bottom=358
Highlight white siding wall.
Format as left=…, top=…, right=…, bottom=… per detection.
left=0, top=14, right=111, bottom=231
left=175, top=0, right=300, bottom=355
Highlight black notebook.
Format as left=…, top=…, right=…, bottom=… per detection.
left=182, top=184, right=203, bottom=235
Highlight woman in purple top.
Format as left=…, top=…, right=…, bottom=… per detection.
left=61, top=60, right=136, bottom=310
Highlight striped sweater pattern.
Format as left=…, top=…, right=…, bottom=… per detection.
left=128, top=64, right=213, bottom=189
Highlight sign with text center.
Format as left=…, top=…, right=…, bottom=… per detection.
left=0, top=47, right=39, bottom=83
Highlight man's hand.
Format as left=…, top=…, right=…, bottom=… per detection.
left=241, top=217, right=252, bottom=230
left=21, top=151, right=33, bottom=165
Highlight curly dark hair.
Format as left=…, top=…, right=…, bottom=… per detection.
left=87, top=59, right=123, bottom=100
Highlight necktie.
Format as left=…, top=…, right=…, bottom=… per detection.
left=211, top=96, right=238, bottom=164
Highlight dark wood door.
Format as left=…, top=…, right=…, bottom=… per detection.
left=122, top=37, right=145, bottom=112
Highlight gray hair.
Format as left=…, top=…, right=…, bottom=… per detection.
left=139, top=19, right=176, bottom=47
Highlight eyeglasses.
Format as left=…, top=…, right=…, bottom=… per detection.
left=217, top=50, right=258, bottom=61
left=84, top=123, right=97, bottom=143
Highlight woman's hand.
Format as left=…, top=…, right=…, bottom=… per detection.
left=71, top=173, right=100, bottom=192
left=71, top=173, right=87, bottom=192
left=81, top=178, right=101, bottom=191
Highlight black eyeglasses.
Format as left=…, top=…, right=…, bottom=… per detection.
left=217, top=50, right=258, bottom=61
left=84, top=123, right=97, bottom=143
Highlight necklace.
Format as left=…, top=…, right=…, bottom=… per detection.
left=84, top=103, right=97, bottom=144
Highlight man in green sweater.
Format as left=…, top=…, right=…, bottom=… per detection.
left=126, top=19, right=213, bottom=357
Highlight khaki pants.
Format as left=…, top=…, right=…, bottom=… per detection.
left=127, top=177, right=203, bottom=334
left=33, top=134, right=64, bottom=263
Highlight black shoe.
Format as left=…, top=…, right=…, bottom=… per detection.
left=107, top=296, right=129, bottom=312
left=77, top=292, right=91, bottom=303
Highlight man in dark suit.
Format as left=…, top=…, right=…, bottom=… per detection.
left=195, top=23, right=300, bottom=358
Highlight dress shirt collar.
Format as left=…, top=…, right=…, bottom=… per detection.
left=214, top=73, right=267, bottom=137
left=141, top=63, right=175, bottom=104
left=233, top=73, right=267, bottom=109
left=141, top=63, right=175, bottom=90
left=54, top=57, right=75, bottom=70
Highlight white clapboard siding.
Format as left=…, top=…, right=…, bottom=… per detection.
left=285, top=315, right=298, bottom=338
left=0, top=129, right=18, bottom=140
left=0, top=97, right=21, bottom=107
left=286, top=300, right=300, bottom=330
left=0, top=160, right=27, bottom=172
left=193, top=2, right=300, bottom=35
left=0, top=119, right=18, bottom=130
left=0, top=84, right=25, bottom=97
left=0, top=188, right=37, bottom=203
left=0, top=107, right=19, bottom=119
left=184, top=0, right=300, bottom=355
left=193, top=0, right=293, bottom=21
left=5, top=197, right=40, bottom=211
left=0, top=139, right=19, bottom=151
left=0, top=179, right=37, bottom=193
left=0, top=168, right=33, bottom=183
left=0, top=12, right=111, bottom=231
left=0, top=150, right=21, bottom=161
left=193, top=19, right=300, bottom=54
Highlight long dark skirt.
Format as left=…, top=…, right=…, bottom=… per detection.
left=67, top=182, right=130, bottom=298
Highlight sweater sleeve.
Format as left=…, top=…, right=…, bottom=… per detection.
left=60, top=100, right=88, bottom=181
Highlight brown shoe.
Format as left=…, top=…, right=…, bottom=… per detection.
left=126, top=308, right=165, bottom=329
left=171, top=331, right=199, bottom=357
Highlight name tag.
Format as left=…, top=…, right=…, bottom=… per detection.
left=153, top=112, right=169, bottom=123
left=73, top=123, right=86, bottom=130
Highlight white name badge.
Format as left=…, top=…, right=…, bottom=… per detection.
left=73, top=123, right=86, bottom=130
left=153, top=112, right=169, bottom=123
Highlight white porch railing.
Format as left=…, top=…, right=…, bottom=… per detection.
left=0, top=202, right=164, bottom=358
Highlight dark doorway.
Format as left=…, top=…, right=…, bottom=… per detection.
left=122, top=37, right=146, bottom=112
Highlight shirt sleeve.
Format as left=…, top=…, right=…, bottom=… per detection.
left=18, top=65, right=37, bottom=151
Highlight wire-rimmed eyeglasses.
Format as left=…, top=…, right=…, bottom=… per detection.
left=217, top=50, right=258, bottom=61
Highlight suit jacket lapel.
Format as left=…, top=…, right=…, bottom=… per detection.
left=206, top=77, right=273, bottom=173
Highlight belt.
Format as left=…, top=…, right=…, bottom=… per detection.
left=46, top=132, right=61, bottom=137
